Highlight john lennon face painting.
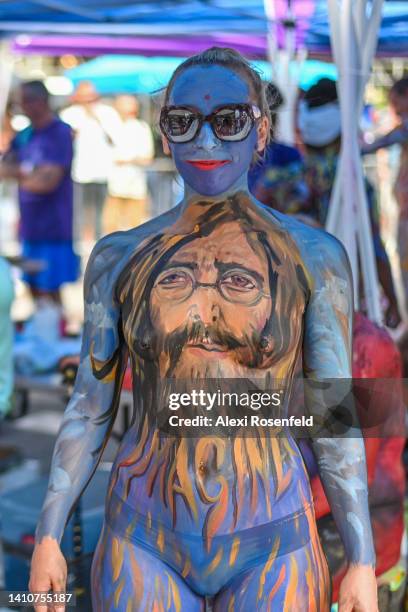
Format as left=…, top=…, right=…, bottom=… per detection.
left=117, top=194, right=308, bottom=383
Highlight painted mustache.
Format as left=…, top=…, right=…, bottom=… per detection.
left=170, top=318, right=246, bottom=353
left=162, top=319, right=251, bottom=378
left=136, top=315, right=269, bottom=372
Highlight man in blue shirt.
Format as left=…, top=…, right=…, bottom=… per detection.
left=0, top=81, right=79, bottom=304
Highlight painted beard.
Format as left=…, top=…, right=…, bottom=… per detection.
left=155, top=314, right=264, bottom=379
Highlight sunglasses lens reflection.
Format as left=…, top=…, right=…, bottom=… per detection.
left=161, top=105, right=256, bottom=143
left=213, top=108, right=252, bottom=141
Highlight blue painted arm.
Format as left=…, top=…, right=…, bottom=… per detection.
left=362, top=122, right=408, bottom=154
left=35, top=236, right=128, bottom=544
left=302, top=232, right=375, bottom=567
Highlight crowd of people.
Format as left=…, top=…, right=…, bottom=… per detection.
left=0, top=70, right=407, bottom=407
left=0, top=74, right=407, bottom=325
left=60, top=82, right=154, bottom=244
left=0, top=80, right=154, bottom=305
left=249, top=76, right=408, bottom=330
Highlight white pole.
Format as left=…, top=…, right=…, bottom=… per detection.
left=279, top=4, right=296, bottom=144
left=325, top=0, right=344, bottom=240
left=325, top=162, right=342, bottom=234
left=263, top=0, right=306, bottom=145
left=355, top=0, right=384, bottom=323
left=326, top=0, right=383, bottom=324
left=339, top=0, right=360, bottom=305
left=263, top=0, right=277, bottom=67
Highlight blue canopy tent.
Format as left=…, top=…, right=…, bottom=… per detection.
left=64, top=54, right=338, bottom=95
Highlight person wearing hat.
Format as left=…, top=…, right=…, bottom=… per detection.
left=298, top=78, right=401, bottom=329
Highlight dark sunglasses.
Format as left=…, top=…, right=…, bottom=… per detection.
left=160, top=103, right=261, bottom=143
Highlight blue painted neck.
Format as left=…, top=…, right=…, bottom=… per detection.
left=182, top=172, right=250, bottom=208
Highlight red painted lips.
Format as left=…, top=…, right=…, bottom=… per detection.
left=186, top=160, right=230, bottom=171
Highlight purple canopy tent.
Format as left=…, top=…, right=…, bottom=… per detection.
left=12, top=33, right=268, bottom=58
left=5, top=1, right=408, bottom=59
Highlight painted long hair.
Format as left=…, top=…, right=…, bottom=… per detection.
left=115, top=193, right=310, bottom=385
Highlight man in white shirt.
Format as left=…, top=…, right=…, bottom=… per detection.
left=104, top=95, right=154, bottom=232
left=61, top=82, right=121, bottom=245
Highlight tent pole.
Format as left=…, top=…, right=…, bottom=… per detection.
left=263, top=0, right=277, bottom=67
left=339, top=0, right=359, bottom=305
left=327, top=0, right=383, bottom=324
left=263, top=0, right=306, bottom=145
left=356, top=0, right=383, bottom=323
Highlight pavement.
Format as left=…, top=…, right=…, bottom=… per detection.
left=0, top=385, right=125, bottom=611
left=1, top=389, right=120, bottom=471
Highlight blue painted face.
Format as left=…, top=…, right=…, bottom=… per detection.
left=167, top=65, right=259, bottom=196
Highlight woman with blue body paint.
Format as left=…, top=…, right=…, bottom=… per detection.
left=30, top=48, right=377, bottom=611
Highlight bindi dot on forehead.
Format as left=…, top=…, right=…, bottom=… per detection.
left=204, top=94, right=211, bottom=100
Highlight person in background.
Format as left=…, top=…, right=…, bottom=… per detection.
left=249, top=82, right=308, bottom=213
left=61, top=81, right=121, bottom=246
left=0, top=103, right=15, bottom=155
left=103, top=94, right=154, bottom=232
left=298, top=78, right=401, bottom=328
left=0, top=81, right=79, bottom=305
left=362, top=77, right=408, bottom=319
left=0, top=258, right=14, bottom=419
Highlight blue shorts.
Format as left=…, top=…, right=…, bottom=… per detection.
left=22, top=240, right=80, bottom=291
